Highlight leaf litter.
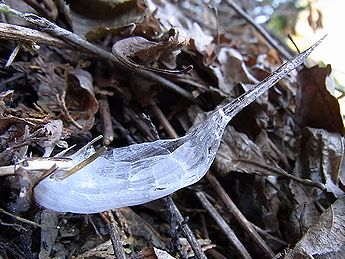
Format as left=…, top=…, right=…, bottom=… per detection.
left=0, top=0, right=344, bottom=258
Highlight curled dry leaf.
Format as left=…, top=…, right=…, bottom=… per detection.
left=112, top=35, right=188, bottom=72
left=65, top=68, right=99, bottom=131
left=36, top=64, right=98, bottom=131
left=285, top=197, right=345, bottom=259
left=295, top=64, right=344, bottom=135
left=188, top=22, right=215, bottom=59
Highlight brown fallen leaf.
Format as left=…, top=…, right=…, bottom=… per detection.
left=115, top=207, right=167, bottom=250
left=68, top=0, right=147, bottom=40
left=295, top=64, right=344, bottom=135
left=207, top=48, right=258, bottom=95
left=65, top=68, right=99, bottom=131
left=0, top=91, right=66, bottom=164
left=285, top=196, right=345, bottom=259
left=287, top=127, right=345, bottom=242
left=112, top=35, right=188, bottom=72
left=36, top=63, right=98, bottom=131
left=298, top=127, right=345, bottom=194
left=86, top=9, right=162, bottom=41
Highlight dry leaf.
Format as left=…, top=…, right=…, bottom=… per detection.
left=285, top=197, right=345, bottom=259
left=207, top=48, right=258, bottom=95
left=112, top=35, right=187, bottom=70
left=67, top=0, right=147, bottom=39
left=295, top=64, right=344, bottom=135
left=65, top=68, right=99, bottom=131
left=298, top=127, right=345, bottom=195
left=36, top=64, right=98, bottom=131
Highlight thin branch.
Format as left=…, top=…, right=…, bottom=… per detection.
left=0, top=22, right=75, bottom=49
left=0, top=208, right=42, bottom=228
left=5, top=42, right=21, bottom=67
left=98, top=97, right=115, bottom=146
left=195, top=191, right=252, bottom=259
left=206, top=173, right=275, bottom=257
left=63, top=146, right=107, bottom=179
left=150, top=101, right=178, bottom=138
left=163, top=196, right=207, bottom=259
left=56, top=93, right=83, bottom=130
left=100, top=211, right=126, bottom=259
left=236, top=159, right=326, bottom=190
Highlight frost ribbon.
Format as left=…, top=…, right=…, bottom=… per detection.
left=34, top=37, right=325, bottom=213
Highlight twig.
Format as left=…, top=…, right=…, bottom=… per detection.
left=0, top=219, right=27, bottom=231
left=70, top=135, right=103, bottom=158
left=98, top=97, right=114, bottom=146
left=0, top=4, right=196, bottom=102
left=206, top=173, right=275, bottom=257
left=163, top=196, right=207, bottom=259
left=288, top=34, right=301, bottom=53
left=0, top=208, right=42, bottom=228
left=86, top=215, right=103, bottom=240
left=125, top=108, right=155, bottom=141
left=150, top=101, right=178, bottom=138
left=236, top=159, right=326, bottom=190
left=100, top=211, right=126, bottom=259
left=0, top=157, right=73, bottom=176
left=195, top=191, right=252, bottom=259
left=53, top=144, right=76, bottom=157
left=32, top=163, right=58, bottom=189
left=63, top=146, right=107, bottom=179
left=5, top=42, right=21, bottom=67
left=226, top=0, right=292, bottom=60
left=138, top=70, right=196, bottom=102
left=0, top=22, right=74, bottom=49
left=0, top=73, right=25, bottom=89
left=200, top=214, right=209, bottom=240
left=142, top=113, right=160, bottom=140
left=56, top=93, right=83, bottom=130
left=251, top=223, right=288, bottom=246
